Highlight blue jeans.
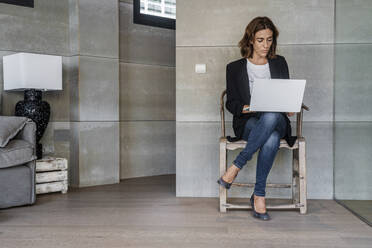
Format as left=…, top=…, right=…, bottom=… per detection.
left=233, top=112, right=287, bottom=197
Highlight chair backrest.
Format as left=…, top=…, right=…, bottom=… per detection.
left=220, top=90, right=227, bottom=137
left=219, top=90, right=309, bottom=138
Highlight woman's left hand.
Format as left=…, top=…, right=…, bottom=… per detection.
left=287, top=112, right=295, bottom=117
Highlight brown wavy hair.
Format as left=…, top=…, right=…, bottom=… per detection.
left=238, top=16, right=279, bottom=59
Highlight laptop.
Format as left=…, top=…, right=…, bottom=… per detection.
left=249, top=79, right=306, bottom=112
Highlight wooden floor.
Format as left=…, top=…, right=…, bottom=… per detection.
left=337, top=200, right=372, bottom=226
left=1, top=175, right=371, bottom=248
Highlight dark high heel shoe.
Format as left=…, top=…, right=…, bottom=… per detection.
left=217, top=177, right=232, bottom=189
left=250, top=193, right=271, bottom=221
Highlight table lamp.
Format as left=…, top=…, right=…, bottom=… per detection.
left=3, top=52, right=62, bottom=159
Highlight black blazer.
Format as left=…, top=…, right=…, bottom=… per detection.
left=226, top=55, right=297, bottom=147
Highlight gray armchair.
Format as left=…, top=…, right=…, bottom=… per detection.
left=0, top=116, right=37, bottom=209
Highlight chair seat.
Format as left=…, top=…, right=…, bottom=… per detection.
left=0, top=139, right=36, bottom=169
left=220, top=137, right=304, bottom=151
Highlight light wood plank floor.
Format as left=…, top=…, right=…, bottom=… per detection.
left=1, top=175, right=371, bottom=248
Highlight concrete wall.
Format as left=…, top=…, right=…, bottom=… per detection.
left=176, top=0, right=335, bottom=199
left=64, top=0, right=120, bottom=187
left=0, top=0, right=120, bottom=187
left=65, top=0, right=120, bottom=187
left=334, top=0, right=372, bottom=200
left=119, top=0, right=176, bottom=179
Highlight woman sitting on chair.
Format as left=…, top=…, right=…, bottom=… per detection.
left=217, top=16, right=296, bottom=221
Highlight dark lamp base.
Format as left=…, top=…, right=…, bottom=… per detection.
left=36, top=143, right=43, bottom=160
left=15, top=89, right=50, bottom=160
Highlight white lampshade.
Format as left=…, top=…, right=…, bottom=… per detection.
left=3, top=53, right=62, bottom=91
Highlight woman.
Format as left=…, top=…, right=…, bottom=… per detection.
left=217, top=16, right=296, bottom=221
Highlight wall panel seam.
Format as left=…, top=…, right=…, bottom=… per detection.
left=119, top=61, right=175, bottom=68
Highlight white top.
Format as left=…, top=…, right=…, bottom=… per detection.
left=246, top=59, right=271, bottom=95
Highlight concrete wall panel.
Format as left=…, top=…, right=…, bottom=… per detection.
left=0, top=50, right=14, bottom=115
left=302, top=122, right=333, bottom=199
left=68, top=0, right=79, bottom=55
left=119, top=2, right=175, bottom=66
left=335, top=0, right=372, bottom=43
left=176, top=0, right=334, bottom=47
left=78, top=0, right=119, bottom=58
left=119, top=0, right=133, bottom=4
left=0, top=0, right=69, bottom=55
left=335, top=122, right=372, bottom=200
left=120, top=63, right=175, bottom=121
left=176, top=47, right=238, bottom=122
left=176, top=122, right=221, bottom=197
left=70, top=122, right=80, bottom=187
left=335, top=44, right=372, bottom=121
left=120, top=121, right=175, bottom=179
left=75, top=121, right=120, bottom=187
left=68, top=56, right=79, bottom=121
left=78, top=56, right=119, bottom=121
left=40, top=122, right=70, bottom=159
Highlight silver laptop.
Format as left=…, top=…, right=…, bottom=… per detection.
left=250, top=79, right=306, bottom=112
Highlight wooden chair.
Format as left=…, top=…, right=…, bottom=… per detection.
left=219, top=90, right=309, bottom=214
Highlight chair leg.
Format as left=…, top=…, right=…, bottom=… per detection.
left=219, top=141, right=227, bottom=213
left=292, top=148, right=300, bottom=205
left=299, top=139, right=307, bottom=214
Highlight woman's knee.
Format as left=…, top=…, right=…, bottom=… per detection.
left=262, top=131, right=280, bottom=150
left=258, top=113, right=282, bottom=129
left=260, top=112, right=281, bottom=125
left=242, top=117, right=259, bottom=140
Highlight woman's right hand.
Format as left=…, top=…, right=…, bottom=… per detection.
left=242, top=105, right=255, bottom=113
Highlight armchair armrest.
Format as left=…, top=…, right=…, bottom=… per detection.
left=15, top=121, right=37, bottom=205
left=14, top=120, right=36, bottom=149
left=15, top=121, right=37, bottom=187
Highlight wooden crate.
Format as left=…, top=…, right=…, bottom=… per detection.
left=36, top=157, right=68, bottom=194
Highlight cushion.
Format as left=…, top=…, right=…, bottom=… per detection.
left=0, top=116, right=29, bottom=147
left=0, top=139, right=37, bottom=169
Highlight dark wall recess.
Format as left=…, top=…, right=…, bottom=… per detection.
left=133, top=0, right=175, bottom=30
left=0, top=0, right=34, bottom=8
